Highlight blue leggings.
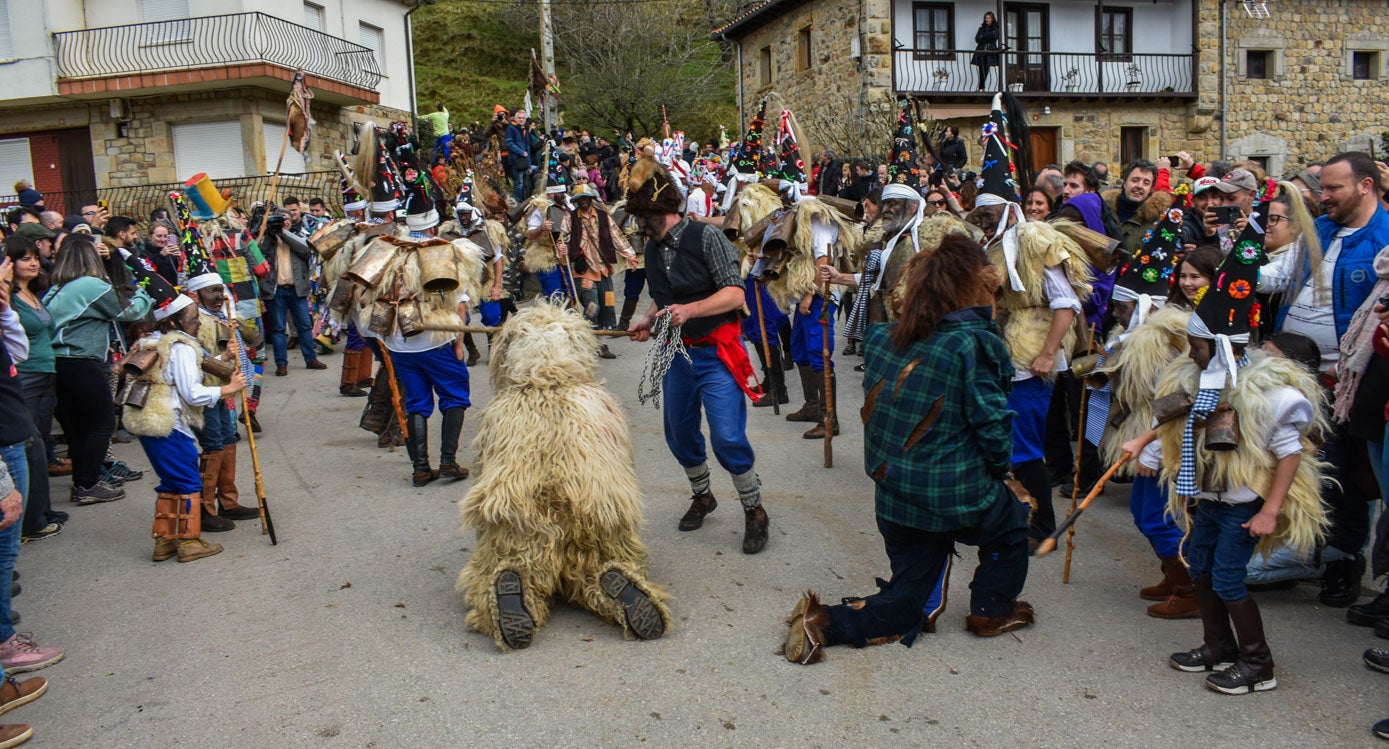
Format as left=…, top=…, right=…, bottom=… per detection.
left=790, top=299, right=835, bottom=371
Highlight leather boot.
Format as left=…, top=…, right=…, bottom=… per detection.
left=1148, top=558, right=1200, bottom=619
left=356, top=350, right=375, bottom=387
left=177, top=500, right=223, bottom=563
left=802, top=372, right=840, bottom=439
left=437, top=407, right=470, bottom=481
left=198, top=450, right=224, bottom=517
left=1140, top=554, right=1174, bottom=601
left=742, top=505, right=769, bottom=554
left=1169, top=574, right=1238, bottom=672
left=216, top=443, right=260, bottom=520
left=752, top=343, right=789, bottom=407
left=1205, top=595, right=1276, bottom=693
left=464, top=333, right=481, bottom=367
left=786, top=366, right=821, bottom=422
left=677, top=491, right=717, bottom=531
left=359, top=373, right=391, bottom=435
left=339, top=349, right=367, bottom=396
left=407, top=413, right=438, bottom=487
left=618, top=298, right=639, bottom=331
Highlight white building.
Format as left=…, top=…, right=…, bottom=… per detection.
left=0, top=0, right=417, bottom=213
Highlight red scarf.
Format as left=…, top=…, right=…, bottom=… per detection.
left=683, top=321, right=762, bottom=401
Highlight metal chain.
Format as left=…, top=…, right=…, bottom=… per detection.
left=636, top=313, right=689, bottom=409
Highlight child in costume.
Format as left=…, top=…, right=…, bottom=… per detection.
left=1123, top=206, right=1329, bottom=694
left=122, top=296, right=247, bottom=563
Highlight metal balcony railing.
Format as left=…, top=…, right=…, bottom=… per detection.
left=54, top=12, right=383, bottom=91
left=894, top=49, right=1195, bottom=97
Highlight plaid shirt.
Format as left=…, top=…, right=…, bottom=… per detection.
left=862, top=308, right=1016, bottom=532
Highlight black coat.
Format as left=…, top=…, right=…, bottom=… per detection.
left=971, top=23, right=1000, bottom=67
left=817, top=160, right=842, bottom=197
left=939, top=138, right=967, bottom=171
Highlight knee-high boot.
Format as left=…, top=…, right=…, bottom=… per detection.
left=407, top=413, right=438, bottom=487
left=359, top=370, right=391, bottom=435
left=802, top=372, right=840, bottom=439
left=786, top=366, right=821, bottom=422
left=198, top=450, right=224, bottom=516
left=438, top=407, right=470, bottom=481
left=1168, top=574, right=1238, bottom=672
left=618, top=298, right=640, bottom=331
left=1205, top=595, right=1276, bottom=693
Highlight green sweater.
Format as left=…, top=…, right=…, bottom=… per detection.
left=13, top=296, right=54, bottom=374
left=43, top=277, right=153, bottom=360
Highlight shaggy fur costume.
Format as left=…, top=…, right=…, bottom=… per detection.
left=877, top=212, right=974, bottom=322
left=1097, top=306, right=1191, bottom=476
left=456, top=301, right=672, bottom=651
left=1154, top=351, right=1331, bottom=557
left=122, top=331, right=207, bottom=438
left=728, top=183, right=784, bottom=257
left=987, top=220, right=1094, bottom=379
left=522, top=196, right=561, bottom=273
left=761, top=198, right=862, bottom=308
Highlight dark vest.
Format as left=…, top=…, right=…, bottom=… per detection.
left=645, top=222, right=737, bottom=340
left=0, top=339, right=32, bottom=446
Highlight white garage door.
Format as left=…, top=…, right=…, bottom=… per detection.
left=172, top=121, right=246, bottom=181
left=0, top=138, right=33, bottom=192
left=263, top=121, right=308, bottom=175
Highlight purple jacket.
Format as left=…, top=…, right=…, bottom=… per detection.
left=1064, top=192, right=1112, bottom=330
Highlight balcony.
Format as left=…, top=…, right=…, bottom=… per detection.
left=894, top=49, right=1196, bottom=99
left=53, top=12, right=383, bottom=104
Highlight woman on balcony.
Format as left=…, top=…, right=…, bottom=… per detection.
left=971, top=12, right=1000, bottom=92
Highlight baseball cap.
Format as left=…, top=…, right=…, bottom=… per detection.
left=14, top=222, right=56, bottom=241
left=1218, top=169, right=1258, bottom=193
left=1192, top=176, right=1222, bottom=194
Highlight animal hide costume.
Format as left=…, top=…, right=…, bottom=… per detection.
left=1097, top=305, right=1192, bottom=476
left=986, top=220, right=1094, bottom=379
left=456, top=302, right=671, bottom=651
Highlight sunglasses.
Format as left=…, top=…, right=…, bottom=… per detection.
left=927, top=199, right=947, bottom=207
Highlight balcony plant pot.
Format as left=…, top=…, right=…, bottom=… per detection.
left=1064, top=83, right=1077, bottom=92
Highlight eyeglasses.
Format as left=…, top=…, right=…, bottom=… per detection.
left=1266, top=215, right=1288, bottom=225
left=927, top=199, right=948, bottom=207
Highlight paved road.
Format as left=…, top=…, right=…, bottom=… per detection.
left=13, top=324, right=1386, bottom=747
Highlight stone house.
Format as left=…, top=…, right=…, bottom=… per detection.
left=714, top=0, right=1389, bottom=178
left=0, top=0, right=417, bottom=213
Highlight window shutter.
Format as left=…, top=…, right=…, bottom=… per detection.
left=172, top=121, right=246, bottom=180
left=303, top=2, right=324, bottom=31
left=0, top=1, right=13, bottom=60
left=263, top=121, right=308, bottom=175
left=140, top=0, right=190, bottom=22
left=359, top=23, right=384, bottom=72
left=0, top=138, right=34, bottom=192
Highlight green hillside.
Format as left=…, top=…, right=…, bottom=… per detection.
left=411, top=1, right=536, bottom=129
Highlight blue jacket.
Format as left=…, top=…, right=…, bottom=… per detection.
left=504, top=124, right=529, bottom=161
left=1278, top=205, right=1389, bottom=340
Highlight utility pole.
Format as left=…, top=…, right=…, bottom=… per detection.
left=539, top=0, right=556, bottom=133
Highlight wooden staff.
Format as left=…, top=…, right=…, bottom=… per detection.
left=256, top=125, right=293, bottom=245
left=453, top=323, right=631, bottom=338
left=376, top=345, right=410, bottom=445
left=1064, top=324, right=1099, bottom=584
left=1035, top=452, right=1133, bottom=558
left=753, top=277, right=780, bottom=415
left=820, top=277, right=833, bottom=468
left=224, top=299, right=277, bottom=545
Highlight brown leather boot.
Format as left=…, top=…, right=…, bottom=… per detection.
left=176, top=497, right=223, bottom=563
left=216, top=444, right=260, bottom=520
left=198, top=450, right=224, bottom=517
left=1148, top=558, right=1201, bottom=619
left=785, top=366, right=821, bottom=422
left=677, top=492, right=717, bottom=531
left=966, top=600, right=1035, bottom=636
left=1139, top=556, right=1175, bottom=601
left=742, top=505, right=769, bottom=554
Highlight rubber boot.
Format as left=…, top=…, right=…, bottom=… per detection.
left=1148, top=557, right=1200, bottom=619
left=1168, top=574, right=1238, bottom=672
left=464, top=333, right=481, bottom=367
left=407, top=412, right=438, bottom=487
left=618, top=298, right=640, bottom=331
left=437, top=407, right=470, bottom=481
left=198, top=449, right=225, bottom=517
left=216, top=443, right=259, bottom=520
left=1205, top=595, right=1276, bottom=693
left=803, top=372, right=840, bottom=439
left=786, top=366, right=821, bottom=422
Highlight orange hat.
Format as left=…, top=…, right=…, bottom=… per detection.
left=494, top=104, right=507, bottom=115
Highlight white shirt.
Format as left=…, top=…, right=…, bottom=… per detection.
left=158, top=335, right=223, bottom=438
left=1196, top=385, right=1312, bottom=504
left=1012, top=266, right=1082, bottom=382
left=1273, top=228, right=1353, bottom=372
left=685, top=190, right=713, bottom=218
left=810, top=217, right=841, bottom=305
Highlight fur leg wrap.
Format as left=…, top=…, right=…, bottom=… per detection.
left=457, top=549, right=559, bottom=653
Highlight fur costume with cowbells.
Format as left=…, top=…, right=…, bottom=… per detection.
left=457, top=301, right=671, bottom=651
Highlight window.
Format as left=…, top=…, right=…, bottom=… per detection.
left=0, top=139, right=33, bottom=191
left=1120, top=126, right=1145, bottom=169
left=172, top=121, right=246, bottom=180
left=359, top=22, right=385, bottom=73
left=758, top=45, right=772, bottom=86
left=263, top=121, right=308, bottom=175
left=141, top=0, right=191, bottom=44
left=1097, top=8, right=1132, bottom=61
left=0, top=0, right=13, bottom=60
left=912, top=3, right=954, bottom=61
left=1246, top=50, right=1269, bottom=79
left=303, top=2, right=325, bottom=32
left=1245, top=155, right=1269, bottom=173
left=796, top=27, right=811, bottom=70
left=1352, top=50, right=1376, bottom=80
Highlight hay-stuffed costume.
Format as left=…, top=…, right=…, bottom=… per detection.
left=626, top=157, right=770, bottom=555
left=456, top=302, right=671, bottom=651
left=1145, top=205, right=1329, bottom=695
left=973, top=94, right=1092, bottom=543
left=1086, top=209, right=1195, bottom=618
left=122, top=297, right=230, bottom=563
left=524, top=147, right=574, bottom=300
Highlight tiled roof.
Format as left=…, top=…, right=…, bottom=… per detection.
left=711, top=0, right=814, bottom=39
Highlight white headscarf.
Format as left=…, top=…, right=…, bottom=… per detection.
left=974, top=192, right=1028, bottom=292
left=873, top=183, right=925, bottom=293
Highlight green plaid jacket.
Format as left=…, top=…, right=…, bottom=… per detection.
left=862, top=308, right=1016, bottom=532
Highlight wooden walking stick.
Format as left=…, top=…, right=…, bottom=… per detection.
left=376, top=345, right=410, bottom=445
left=224, top=299, right=277, bottom=545
left=1064, top=324, right=1098, bottom=584
left=752, top=277, right=780, bottom=415
left=1035, top=452, right=1133, bottom=557
left=820, top=277, right=834, bottom=468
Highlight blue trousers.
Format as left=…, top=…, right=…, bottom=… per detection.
left=511, top=167, right=531, bottom=204
left=196, top=401, right=236, bottom=453
left=478, top=300, right=503, bottom=327
left=1008, top=377, right=1051, bottom=466
left=1184, top=499, right=1262, bottom=601
left=391, top=343, right=470, bottom=417
left=742, top=278, right=787, bottom=345
left=790, top=298, right=835, bottom=371
left=0, top=440, right=28, bottom=649
left=1129, top=474, right=1184, bottom=558
left=662, top=345, right=755, bottom=475
left=623, top=268, right=647, bottom=302
left=266, top=285, right=317, bottom=367
left=537, top=267, right=566, bottom=299
left=138, top=431, right=203, bottom=494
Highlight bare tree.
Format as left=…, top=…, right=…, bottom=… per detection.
left=797, top=91, right=948, bottom=163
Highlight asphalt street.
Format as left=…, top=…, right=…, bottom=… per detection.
left=11, top=317, right=1387, bottom=748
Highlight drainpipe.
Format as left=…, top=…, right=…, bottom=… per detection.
left=405, top=0, right=432, bottom=130
left=1218, top=0, right=1227, bottom=159
left=718, top=32, right=743, bottom=132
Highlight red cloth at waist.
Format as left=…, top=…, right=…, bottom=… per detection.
left=683, top=320, right=762, bottom=401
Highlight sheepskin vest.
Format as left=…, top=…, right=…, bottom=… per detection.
left=645, top=222, right=738, bottom=341
left=1097, top=305, right=1191, bottom=475
left=122, top=331, right=207, bottom=438
left=987, top=221, right=1094, bottom=379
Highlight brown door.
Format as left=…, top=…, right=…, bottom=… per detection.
left=1119, top=126, right=1145, bottom=169
left=55, top=128, right=96, bottom=216
left=1029, top=127, right=1058, bottom=175
left=1004, top=4, right=1050, bottom=92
